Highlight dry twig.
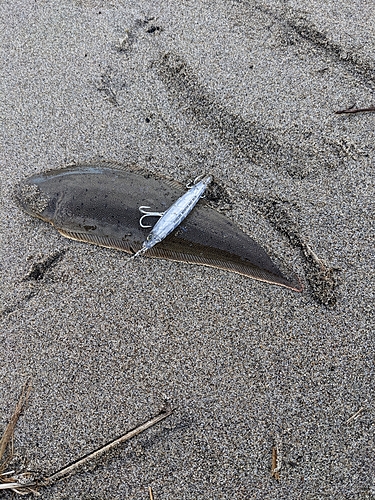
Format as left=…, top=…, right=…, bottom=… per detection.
left=271, top=434, right=282, bottom=481
left=346, top=407, right=364, bottom=424
left=0, top=379, right=36, bottom=494
left=149, top=485, right=155, bottom=500
left=44, top=406, right=173, bottom=485
left=271, top=446, right=280, bottom=480
left=0, top=379, right=31, bottom=469
left=1, top=382, right=172, bottom=495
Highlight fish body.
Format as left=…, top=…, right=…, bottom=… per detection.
left=133, top=174, right=212, bottom=258
left=16, top=163, right=302, bottom=291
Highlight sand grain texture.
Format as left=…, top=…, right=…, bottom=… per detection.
left=1, top=0, right=374, bottom=498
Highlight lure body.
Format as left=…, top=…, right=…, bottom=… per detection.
left=16, top=163, right=302, bottom=291
left=133, top=175, right=212, bottom=258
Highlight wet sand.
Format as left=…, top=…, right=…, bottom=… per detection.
left=1, top=0, right=374, bottom=498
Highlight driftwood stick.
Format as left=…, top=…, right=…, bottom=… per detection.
left=45, top=406, right=172, bottom=485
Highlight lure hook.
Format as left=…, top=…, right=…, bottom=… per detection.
left=138, top=206, right=165, bottom=228
left=186, top=174, right=206, bottom=189
left=186, top=174, right=207, bottom=195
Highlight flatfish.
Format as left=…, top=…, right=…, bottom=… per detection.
left=16, top=162, right=302, bottom=291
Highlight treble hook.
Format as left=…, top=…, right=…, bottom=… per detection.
left=186, top=174, right=207, bottom=196
left=138, top=206, right=165, bottom=228
left=186, top=174, right=204, bottom=189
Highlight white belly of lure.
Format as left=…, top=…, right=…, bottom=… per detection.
left=130, top=174, right=212, bottom=259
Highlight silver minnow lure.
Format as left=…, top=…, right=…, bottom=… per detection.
left=131, top=174, right=212, bottom=259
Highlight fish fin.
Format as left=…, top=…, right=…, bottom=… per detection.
left=56, top=229, right=301, bottom=291
left=56, top=228, right=135, bottom=254
left=147, top=240, right=302, bottom=291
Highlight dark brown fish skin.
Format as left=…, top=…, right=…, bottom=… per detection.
left=16, top=163, right=302, bottom=291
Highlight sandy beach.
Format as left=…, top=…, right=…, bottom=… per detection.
left=1, top=0, right=374, bottom=498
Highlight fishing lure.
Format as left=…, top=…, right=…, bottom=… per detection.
left=130, top=175, right=212, bottom=259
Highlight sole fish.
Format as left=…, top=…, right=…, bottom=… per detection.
left=16, top=162, right=302, bottom=291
